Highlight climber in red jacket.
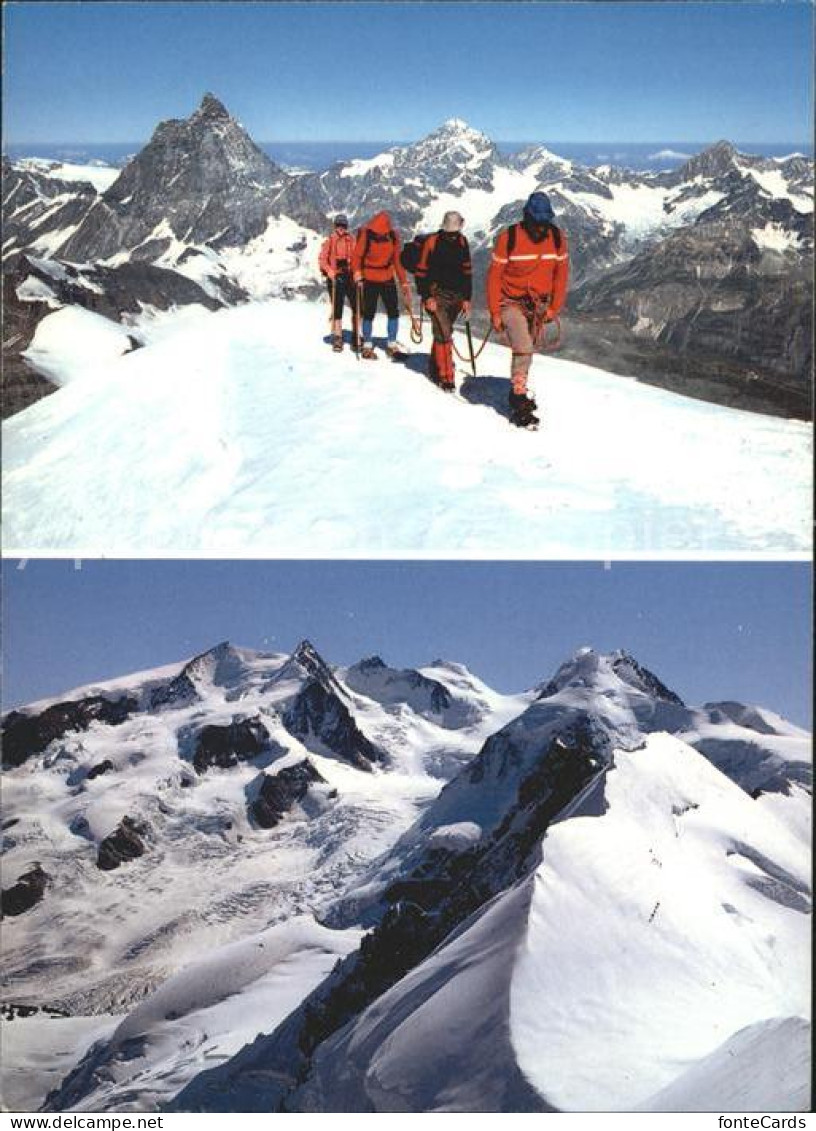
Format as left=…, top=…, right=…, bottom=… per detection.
left=352, top=211, right=412, bottom=360
left=319, top=214, right=359, bottom=352
left=486, top=192, right=569, bottom=427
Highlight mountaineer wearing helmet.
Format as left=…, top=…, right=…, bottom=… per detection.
left=486, top=192, right=569, bottom=428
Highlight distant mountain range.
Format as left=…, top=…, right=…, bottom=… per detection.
left=1, top=640, right=810, bottom=1112
left=2, top=93, right=813, bottom=418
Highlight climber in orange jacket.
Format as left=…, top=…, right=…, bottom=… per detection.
left=319, top=214, right=359, bottom=352
left=486, top=191, right=569, bottom=427
left=352, top=211, right=412, bottom=360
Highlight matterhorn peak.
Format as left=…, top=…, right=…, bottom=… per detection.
left=192, top=92, right=233, bottom=123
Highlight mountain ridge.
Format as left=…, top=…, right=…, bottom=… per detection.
left=2, top=641, right=809, bottom=1112
left=3, top=94, right=812, bottom=420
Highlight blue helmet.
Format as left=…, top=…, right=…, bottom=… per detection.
left=523, top=191, right=555, bottom=224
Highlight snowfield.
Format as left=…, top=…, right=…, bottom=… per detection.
left=3, top=298, right=810, bottom=554
left=2, top=644, right=810, bottom=1113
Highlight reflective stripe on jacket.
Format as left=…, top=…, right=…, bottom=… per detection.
left=486, top=224, right=569, bottom=318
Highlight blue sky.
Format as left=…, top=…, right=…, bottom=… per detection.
left=2, top=560, right=811, bottom=726
left=3, top=2, right=812, bottom=143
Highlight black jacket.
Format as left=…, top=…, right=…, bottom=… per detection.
left=416, top=231, right=473, bottom=301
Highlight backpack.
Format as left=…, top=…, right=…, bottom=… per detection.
left=400, top=233, right=433, bottom=274
left=400, top=230, right=466, bottom=274
left=359, top=226, right=397, bottom=271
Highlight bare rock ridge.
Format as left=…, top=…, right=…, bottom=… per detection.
left=248, top=760, right=327, bottom=828
left=1, top=695, right=138, bottom=769
left=281, top=640, right=387, bottom=771
left=97, top=816, right=149, bottom=871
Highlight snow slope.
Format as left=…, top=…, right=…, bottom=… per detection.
left=3, top=298, right=810, bottom=553
left=278, top=735, right=810, bottom=1113
left=22, top=307, right=136, bottom=387
left=37, top=919, right=362, bottom=1113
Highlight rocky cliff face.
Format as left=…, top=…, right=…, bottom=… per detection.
left=57, top=94, right=319, bottom=263
left=572, top=218, right=812, bottom=415
left=2, top=694, right=138, bottom=769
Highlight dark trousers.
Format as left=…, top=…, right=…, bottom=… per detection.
left=326, top=274, right=356, bottom=321
left=361, top=280, right=399, bottom=321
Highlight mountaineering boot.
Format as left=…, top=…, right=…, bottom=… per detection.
left=360, top=344, right=378, bottom=360
left=332, top=334, right=343, bottom=353
left=386, top=342, right=408, bottom=362
left=509, top=391, right=540, bottom=429
left=429, top=373, right=455, bottom=393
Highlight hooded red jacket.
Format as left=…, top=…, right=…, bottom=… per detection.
left=487, top=223, right=569, bottom=319
left=352, top=211, right=408, bottom=285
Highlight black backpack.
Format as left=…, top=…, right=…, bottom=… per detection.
left=400, top=233, right=433, bottom=274
left=401, top=231, right=467, bottom=274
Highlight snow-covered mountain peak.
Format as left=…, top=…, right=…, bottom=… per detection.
left=179, top=641, right=247, bottom=688
left=400, top=119, right=500, bottom=185
left=538, top=647, right=684, bottom=707
left=674, top=139, right=741, bottom=182
left=274, top=638, right=338, bottom=690
left=433, top=117, right=490, bottom=144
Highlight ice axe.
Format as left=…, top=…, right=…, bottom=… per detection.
left=465, top=318, right=477, bottom=378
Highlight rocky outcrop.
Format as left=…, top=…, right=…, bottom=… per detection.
left=1, top=270, right=58, bottom=418
left=86, top=759, right=115, bottom=780
left=2, top=695, right=137, bottom=769
left=248, top=760, right=325, bottom=828
left=283, top=681, right=384, bottom=772
left=9, top=253, right=231, bottom=322
left=97, top=817, right=148, bottom=871
left=1, top=863, right=50, bottom=917
left=192, top=717, right=270, bottom=773
left=277, top=641, right=385, bottom=772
